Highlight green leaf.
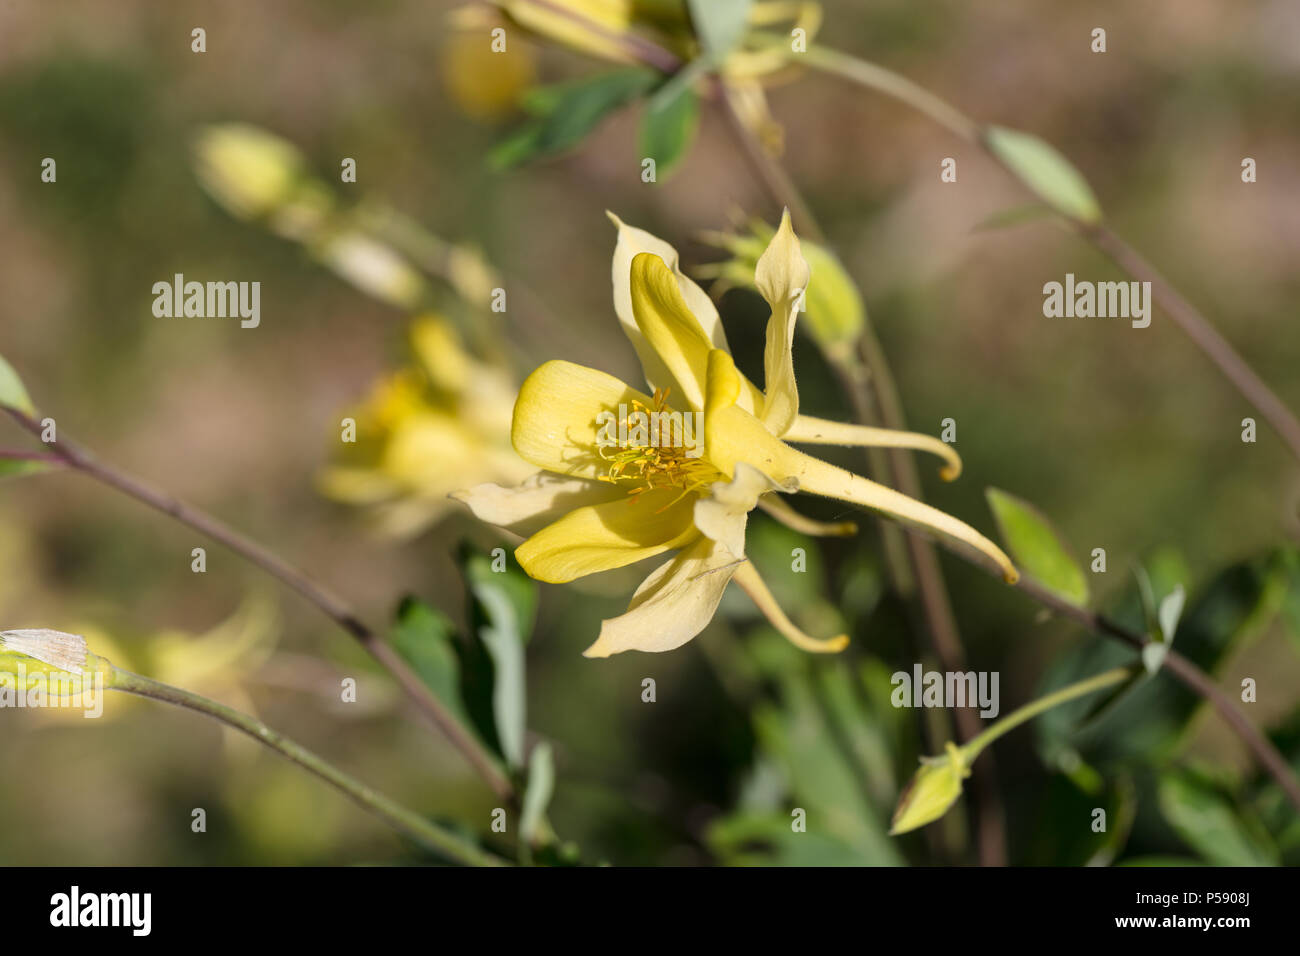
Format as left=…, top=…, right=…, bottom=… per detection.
left=1158, top=769, right=1279, bottom=866
left=389, top=597, right=475, bottom=732
left=708, top=811, right=869, bottom=866
left=1027, top=773, right=1136, bottom=866
left=0, top=354, right=35, bottom=414
left=459, top=543, right=537, bottom=771
left=520, top=741, right=555, bottom=846
left=490, top=68, right=657, bottom=170
left=1278, top=548, right=1300, bottom=653
left=1118, top=856, right=1207, bottom=867
left=1037, top=549, right=1287, bottom=766
left=687, top=0, right=753, bottom=62
left=1157, top=584, right=1186, bottom=643
left=1257, top=706, right=1300, bottom=861
left=640, top=75, right=700, bottom=177
left=983, top=126, right=1102, bottom=224
left=1140, top=641, right=1168, bottom=675
left=986, top=488, right=1089, bottom=606
left=745, top=632, right=902, bottom=864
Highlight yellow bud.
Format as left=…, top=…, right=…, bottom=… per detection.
left=889, top=742, right=971, bottom=835
left=441, top=28, right=536, bottom=120
left=701, top=223, right=865, bottom=354
left=193, top=124, right=307, bottom=221
left=798, top=240, right=865, bottom=354
left=0, top=629, right=113, bottom=695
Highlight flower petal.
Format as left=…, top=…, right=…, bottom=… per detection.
left=627, top=252, right=716, bottom=411
left=502, top=0, right=637, bottom=65
left=754, top=209, right=810, bottom=435
left=609, top=212, right=728, bottom=349
left=583, top=536, right=740, bottom=657
left=784, top=414, right=963, bottom=480
left=515, top=486, right=698, bottom=583
left=693, top=462, right=792, bottom=559
left=512, top=360, right=652, bottom=479
left=704, top=349, right=1018, bottom=583
left=733, top=561, right=849, bottom=653
left=610, top=213, right=767, bottom=415
left=452, top=472, right=624, bottom=537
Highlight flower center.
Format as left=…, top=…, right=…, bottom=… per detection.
left=597, top=388, right=722, bottom=504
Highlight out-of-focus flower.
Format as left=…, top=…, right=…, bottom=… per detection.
left=467, top=2, right=821, bottom=172
left=443, top=10, right=538, bottom=119
left=193, top=125, right=527, bottom=534
left=483, top=0, right=648, bottom=65
left=193, top=124, right=333, bottom=241
left=474, top=0, right=819, bottom=76
left=321, top=316, right=532, bottom=537
left=146, top=594, right=281, bottom=724
left=193, top=124, right=428, bottom=310
left=456, top=213, right=1016, bottom=657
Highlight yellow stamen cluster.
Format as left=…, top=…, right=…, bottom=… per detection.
left=597, top=388, right=721, bottom=509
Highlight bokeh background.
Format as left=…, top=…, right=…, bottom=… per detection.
left=1, top=0, right=1298, bottom=865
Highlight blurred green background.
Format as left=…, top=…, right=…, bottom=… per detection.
left=1, top=0, right=1298, bottom=865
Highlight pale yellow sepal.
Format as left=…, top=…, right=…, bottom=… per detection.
left=609, top=213, right=765, bottom=415
left=452, top=472, right=624, bottom=538
left=583, top=536, right=741, bottom=657
left=693, top=462, right=793, bottom=559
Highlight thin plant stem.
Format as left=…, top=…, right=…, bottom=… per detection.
left=713, top=77, right=1008, bottom=866
left=1010, top=575, right=1300, bottom=812
left=773, top=39, right=1300, bottom=811
left=3, top=406, right=516, bottom=804
left=963, top=666, right=1133, bottom=760
left=714, top=80, right=824, bottom=242
left=108, top=666, right=506, bottom=866
left=1081, top=223, right=1300, bottom=462
left=798, top=42, right=1300, bottom=465
left=0, top=448, right=63, bottom=464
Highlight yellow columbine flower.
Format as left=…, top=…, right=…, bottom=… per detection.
left=455, top=213, right=1016, bottom=657
left=320, top=315, right=533, bottom=536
